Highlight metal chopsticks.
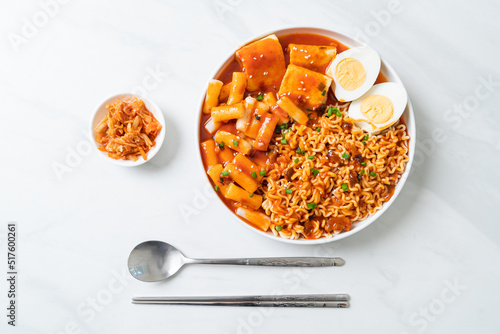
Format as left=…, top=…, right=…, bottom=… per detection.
left=132, top=294, right=350, bottom=308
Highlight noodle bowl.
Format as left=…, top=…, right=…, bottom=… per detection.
left=197, top=28, right=415, bottom=243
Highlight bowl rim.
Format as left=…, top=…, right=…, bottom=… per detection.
left=89, top=92, right=166, bottom=167
left=196, top=26, right=416, bottom=244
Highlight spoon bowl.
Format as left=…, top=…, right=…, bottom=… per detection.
left=128, top=240, right=345, bottom=282
left=128, top=241, right=189, bottom=282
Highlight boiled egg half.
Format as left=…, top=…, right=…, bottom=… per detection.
left=326, top=46, right=381, bottom=102
left=348, top=82, right=408, bottom=134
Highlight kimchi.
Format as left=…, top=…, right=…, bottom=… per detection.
left=94, top=97, right=162, bottom=161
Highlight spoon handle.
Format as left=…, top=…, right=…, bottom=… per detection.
left=189, top=257, right=344, bottom=267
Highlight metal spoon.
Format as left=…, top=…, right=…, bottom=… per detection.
left=128, top=240, right=345, bottom=282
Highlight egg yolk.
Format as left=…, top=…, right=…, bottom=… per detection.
left=335, top=58, right=366, bottom=91
left=360, top=95, right=393, bottom=124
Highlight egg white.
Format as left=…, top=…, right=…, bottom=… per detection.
left=348, top=82, right=408, bottom=134
left=326, top=46, right=381, bottom=102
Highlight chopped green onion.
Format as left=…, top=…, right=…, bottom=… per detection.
left=256, top=93, right=263, bottom=101
left=310, top=168, right=319, bottom=175
left=285, top=189, right=292, bottom=194
left=221, top=171, right=229, bottom=177
left=316, top=127, right=321, bottom=132
left=294, top=158, right=299, bottom=164
left=219, top=141, right=225, bottom=149
left=341, top=183, right=348, bottom=191
left=214, top=186, right=219, bottom=191
left=259, top=170, right=266, bottom=176
left=251, top=172, right=257, bottom=179
left=249, top=192, right=255, bottom=197
left=282, top=133, right=286, bottom=139
left=361, top=162, right=367, bottom=166
left=363, top=135, right=369, bottom=141
left=233, top=140, right=239, bottom=147
left=281, top=139, right=288, bottom=145
left=336, top=110, right=342, bottom=117
left=360, top=169, right=365, bottom=176
left=255, top=114, right=261, bottom=121
left=307, top=203, right=317, bottom=209
left=322, top=90, right=326, bottom=96
left=308, top=155, right=315, bottom=160
left=370, top=171, right=377, bottom=177
left=362, top=141, right=367, bottom=145
left=275, top=226, right=283, bottom=231
left=296, top=148, right=302, bottom=154
left=342, top=153, right=350, bottom=159
left=281, top=123, right=288, bottom=129
left=327, top=108, right=334, bottom=117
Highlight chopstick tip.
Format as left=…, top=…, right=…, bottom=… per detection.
left=335, top=258, right=345, bottom=266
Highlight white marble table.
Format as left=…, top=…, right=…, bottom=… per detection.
left=1, top=0, right=499, bottom=333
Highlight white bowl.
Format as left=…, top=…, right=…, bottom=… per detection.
left=197, top=27, right=416, bottom=244
left=90, top=93, right=166, bottom=167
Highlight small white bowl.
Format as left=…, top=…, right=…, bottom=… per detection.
left=197, top=27, right=416, bottom=244
left=90, top=93, right=166, bottom=167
